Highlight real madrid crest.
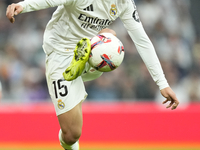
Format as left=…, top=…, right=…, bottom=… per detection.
left=57, top=99, right=65, bottom=110
left=110, top=4, right=117, bottom=16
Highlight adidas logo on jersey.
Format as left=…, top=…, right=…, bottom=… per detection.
left=83, top=4, right=93, bottom=11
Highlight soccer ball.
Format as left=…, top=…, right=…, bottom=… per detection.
left=88, top=33, right=125, bottom=72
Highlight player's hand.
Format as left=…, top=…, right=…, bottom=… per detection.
left=160, top=87, right=179, bottom=110
left=98, top=28, right=117, bottom=36
left=6, top=3, right=23, bottom=23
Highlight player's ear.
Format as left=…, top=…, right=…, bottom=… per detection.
left=98, top=28, right=117, bottom=36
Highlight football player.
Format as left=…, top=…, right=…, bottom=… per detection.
left=6, top=0, right=179, bottom=149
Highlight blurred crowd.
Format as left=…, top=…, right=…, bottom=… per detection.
left=0, top=0, right=200, bottom=104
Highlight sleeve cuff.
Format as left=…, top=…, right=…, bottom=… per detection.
left=157, top=80, right=169, bottom=90
left=17, top=1, right=26, bottom=13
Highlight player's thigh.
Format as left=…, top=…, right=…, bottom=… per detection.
left=46, top=52, right=87, bottom=127
left=81, top=67, right=103, bottom=82
left=57, top=101, right=83, bottom=136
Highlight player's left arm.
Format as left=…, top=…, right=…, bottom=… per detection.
left=119, top=0, right=179, bottom=109
left=127, top=27, right=180, bottom=109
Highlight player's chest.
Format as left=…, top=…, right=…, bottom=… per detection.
left=75, top=0, right=120, bottom=21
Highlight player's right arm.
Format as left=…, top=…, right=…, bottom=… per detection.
left=6, top=0, right=74, bottom=23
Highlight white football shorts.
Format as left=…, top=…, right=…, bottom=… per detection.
left=45, top=51, right=88, bottom=116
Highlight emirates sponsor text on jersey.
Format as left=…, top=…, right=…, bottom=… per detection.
left=78, top=13, right=113, bottom=31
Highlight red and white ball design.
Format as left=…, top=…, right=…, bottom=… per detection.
left=89, top=33, right=125, bottom=72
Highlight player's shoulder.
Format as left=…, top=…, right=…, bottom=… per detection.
left=116, top=0, right=136, bottom=7
left=74, top=0, right=95, bottom=6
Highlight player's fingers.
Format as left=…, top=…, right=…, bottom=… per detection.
left=165, top=96, right=174, bottom=108
left=6, top=5, right=14, bottom=23
left=14, top=5, right=23, bottom=15
left=171, top=100, right=179, bottom=110
left=166, top=101, right=173, bottom=108
left=162, top=99, right=168, bottom=104
left=169, top=94, right=179, bottom=110
left=6, top=4, right=19, bottom=23
left=9, top=16, right=15, bottom=24
left=7, top=4, right=15, bottom=17
left=6, top=5, right=12, bottom=19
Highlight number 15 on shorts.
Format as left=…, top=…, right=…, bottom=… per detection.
left=52, top=79, right=68, bottom=99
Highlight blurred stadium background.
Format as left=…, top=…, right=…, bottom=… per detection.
left=0, top=0, right=200, bottom=149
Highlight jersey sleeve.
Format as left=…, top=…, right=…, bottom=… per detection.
left=18, top=0, right=75, bottom=13
left=119, top=0, right=142, bottom=30
left=120, top=0, right=169, bottom=90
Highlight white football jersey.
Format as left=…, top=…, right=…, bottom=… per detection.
left=18, top=0, right=141, bottom=54
left=18, top=0, right=169, bottom=89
